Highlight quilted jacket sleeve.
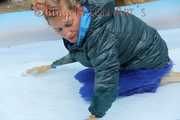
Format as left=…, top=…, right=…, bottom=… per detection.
left=51, top=53, right=76, bottom=68
left=88, top=44, right=120, bottom=118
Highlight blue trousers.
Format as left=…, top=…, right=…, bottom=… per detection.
left=74, top=62, right=173, bottom=101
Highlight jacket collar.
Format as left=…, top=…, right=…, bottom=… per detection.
left=76, top=6, right=91, bottom=47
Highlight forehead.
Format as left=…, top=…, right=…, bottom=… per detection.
left=47, top=16, right=64, bottom=28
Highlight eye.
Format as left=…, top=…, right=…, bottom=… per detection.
left=55, top=27, right=63, bottom=33
left=64, top=20, right=72, bottom=27
left=54, top=27, right=63, bottom=33
left=58, top=28, right=63, bottom=32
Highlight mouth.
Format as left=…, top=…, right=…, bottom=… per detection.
left=68, top=32, right=77, bottom=43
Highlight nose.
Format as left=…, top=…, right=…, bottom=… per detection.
left=61, top=29, right=75, bottom=40
left=62, top=31, right=72, bottom=38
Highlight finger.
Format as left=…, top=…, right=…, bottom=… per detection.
left=22, top=69, right=36, bottom=76
left=28, top=68, right=37, bottom=73
left=22, top=71, right=28, bottom=77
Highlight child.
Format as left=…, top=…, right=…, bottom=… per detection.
left=26, top=0, right=180, bottom=119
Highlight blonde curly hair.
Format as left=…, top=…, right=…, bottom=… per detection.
left=32, top=0, right=81, bottom=20
left=32, top=0, right=154, bottom=19
left=32, top=0, right=80, bottom=9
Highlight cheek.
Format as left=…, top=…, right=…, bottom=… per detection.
left=55, top=32, right=64, bottom=38
left=73, top=16, right=81, bottom=31
left=77, top=20, right=81, bottom=30
left=57, top=32, right=63, bottom=36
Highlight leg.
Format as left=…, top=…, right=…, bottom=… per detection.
left=160, top=72, right=180, bottom=86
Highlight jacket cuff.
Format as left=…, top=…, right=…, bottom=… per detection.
left=50, top=64, right=57, bottom=69
left=88, top=106, right=105, bottom=118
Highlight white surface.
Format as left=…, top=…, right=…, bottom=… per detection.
left=0, top=36, right=180, bottom=120
left=0, top=11, right=59, bottom=47
left=0, top=1, right=180, bottom=119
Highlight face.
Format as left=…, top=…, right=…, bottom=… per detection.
left=47, top=2, right=83, bottom=43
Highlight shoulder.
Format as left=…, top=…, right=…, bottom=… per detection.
left=80, top=0, right=115, bottom=13
left=80, top=0, right=115, bottom=6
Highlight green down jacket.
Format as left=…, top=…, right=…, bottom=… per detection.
left=51, top=0, right=169, bottom=118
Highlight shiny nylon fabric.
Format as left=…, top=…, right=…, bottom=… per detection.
left=75, top=61, right=173, bottom=101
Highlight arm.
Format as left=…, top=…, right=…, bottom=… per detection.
left=25, top=53, right=76, bottom=75
left=51, top=53, right=77, bottom=68
left=88, top=47, right=120, bottom=118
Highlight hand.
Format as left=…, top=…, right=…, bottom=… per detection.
left=25, top=65, right=51, bottom=75
left=87, top=115, right=97, bottom=120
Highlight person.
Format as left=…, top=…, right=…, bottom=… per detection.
left=26, top=0, right=180, bottom=119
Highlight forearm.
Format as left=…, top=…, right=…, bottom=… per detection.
left=51, top=54, right=76, bottom=68
left=88, top=71, right=119, bottom=118
left=88, top=45, right=120, bottom=118
left=89, top=58, right=120, bottom=118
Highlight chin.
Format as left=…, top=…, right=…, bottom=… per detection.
left=68, top=38, right=77, bottom=43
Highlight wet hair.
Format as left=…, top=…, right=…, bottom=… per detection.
left=40, top=0, right=80, bottom=22
left=66, top=0, right=81, bottom=10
